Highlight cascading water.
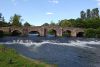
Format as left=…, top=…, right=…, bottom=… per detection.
left=1, top=39, right=100, bottom=48
left=0, top=36, right=100, bottom=67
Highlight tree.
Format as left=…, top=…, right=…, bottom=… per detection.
left=0, top=13, right=2, bottom=19
left=84, top=18, right=100, bottom=29
left=91, top=8, right=99, bottom=18
left=2, top=16, right=5, bottom=22
left=73, top=18, right=85, bottom=28
left=10, top=14, right=22, bottom=27
left=50, top=21, right=56, bottom=26
left=0, top=13, right=9, bottom=27
left=95, top=8, right=99, bottom=18
left=84, top=28, right=96, bottom=38
left=96, top=28, right=100, bottom=38
left=24, top=22, right=31, bottom=27
left=59, top=19, right=72, bottom=28
left=42, top=23, right=49, bottom=26
left=0, top=13, right=2, bottom=21
left=86, top=9, right=91, bottom=19
left=80, top=11, right=86, bottom=19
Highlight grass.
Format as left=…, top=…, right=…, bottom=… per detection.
left=0, top=45, right=56, bottom=67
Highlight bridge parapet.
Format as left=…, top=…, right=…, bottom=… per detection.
left=0, top=27, right=10, bottom=32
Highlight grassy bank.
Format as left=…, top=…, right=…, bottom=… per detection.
left=0, top=45, right=56, bottom=67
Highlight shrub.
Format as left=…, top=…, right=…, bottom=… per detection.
left=84, top=28, right=96, bottom=38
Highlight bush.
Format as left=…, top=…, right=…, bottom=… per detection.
left=62, top=32, right=71, bottom=37
left=96, top=28, right=100, bottom=38
left=84, top=28, right=96, bottom=38
left=48, top=29, right=56, bottom=35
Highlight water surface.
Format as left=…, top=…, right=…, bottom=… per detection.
left=0, top=36, right=100, bottom=67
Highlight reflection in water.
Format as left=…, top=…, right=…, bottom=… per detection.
left=0, top=36, right=100, bottom=67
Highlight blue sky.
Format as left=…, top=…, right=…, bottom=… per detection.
left=0, top=0, right=100, bottom=26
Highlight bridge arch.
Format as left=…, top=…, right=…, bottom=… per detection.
left=28, top=31, right=40, bottom=36
left=63, top=30, right=71, bottom=37
left=47, top=29, right=57, bottom=37
left=76, top=32, right=84, bottom=37
left=11, top=30, right=22, bottom=36
left=0, top=30, right=4, bottom=37
left=0, top=26, right=85, bottom=37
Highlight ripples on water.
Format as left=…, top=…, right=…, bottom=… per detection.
left=0, top=36, right=100, bottom=67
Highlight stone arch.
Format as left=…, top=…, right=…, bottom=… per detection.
left=47, top=29, right=57, bottom=37
left=0, top=30, right=4, bottom=37
left=77, top=32, right=84, bottom=37
left=28, top=31, right=40, bottom=36
left=63, top=30, right=71, bottom=37
left=11, top=30, right=22, bottom=36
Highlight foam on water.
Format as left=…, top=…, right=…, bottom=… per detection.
left=0, top=39, right=100, bottom=48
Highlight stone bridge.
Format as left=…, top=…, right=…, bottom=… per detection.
left=0, top=26, right=85, bottom=37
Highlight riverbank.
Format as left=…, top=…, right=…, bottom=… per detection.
left=0, top=45, right=56, bottom=67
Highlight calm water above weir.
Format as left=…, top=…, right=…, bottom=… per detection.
left=0, top=35, right=100, bottom=67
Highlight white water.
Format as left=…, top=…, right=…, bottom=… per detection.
left=0, top=39, right=100, bottom=49
left=0, top=38, right=100, bottom=67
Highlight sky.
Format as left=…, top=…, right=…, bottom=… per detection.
left=0, top=0, right=100, bottom=26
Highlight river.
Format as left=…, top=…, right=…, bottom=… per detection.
left=0, top=35, right=100, bottom=67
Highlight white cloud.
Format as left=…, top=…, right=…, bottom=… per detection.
left=96, top=0, right=100, bottom=6
left=46, top=12, right=54, bottom=15
left=49, top=0, right=59, bottom=4
left=97, top=0, right=100, bottom=1
left=98, top=2, right=100, bottom=6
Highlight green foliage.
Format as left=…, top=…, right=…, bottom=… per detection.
left=50, top=21, right=56, bottom=26
left=24, top=22, right=31, bottom=27
left=91, top=8, right=99, bottom=18
left=58, top=19, right=72, bottom=28
left=84, top=28, right=100, bottom=38
left=84, top=28, right=96, bottom=38
left=0, top=45, right=56, bottom=67
left=42, top=23, right=49, bottom=26
left=48, top=29, right=56, bottom=35
left=80, top=8, right=99, bottom=19
left=86, top=9, right=91, bottom=19
left=8, top=58, right=13, bottom=64
left=96, top=28, right=100, bottom=38
left=62, top=32, right=71, bottom=37
left=84, top=18, right=100, bottom=28
left=68, top=18, right=100, bottom=29
left=80, top=11, right=86, bottom=19
left=0, top=21, right=10, bottom=27
left=0, top=13, right=2, bottom=18
left=73, top=18, right=85, bottom=28
left=0, top=13, right=9, bottom=27
left=10, top=14, right=22, bottom=27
